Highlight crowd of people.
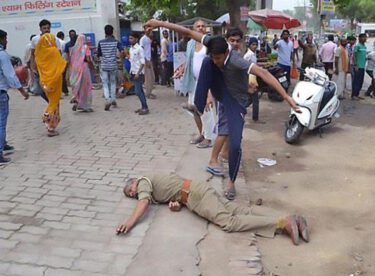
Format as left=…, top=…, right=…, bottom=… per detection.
left=1, top=16, right=373, bottom=245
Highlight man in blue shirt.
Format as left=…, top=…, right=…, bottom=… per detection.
left=97, top=25, right=123, bottom=111
left=274, top=30, right=294, bottom=84
left=0, top=30, right=29, bottom=164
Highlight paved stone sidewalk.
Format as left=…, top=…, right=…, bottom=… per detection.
left=0, top=87, right=194, bottom=276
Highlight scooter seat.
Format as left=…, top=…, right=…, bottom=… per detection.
left=319, top=83, right=336, bottom=114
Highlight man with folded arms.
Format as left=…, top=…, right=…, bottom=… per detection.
left=116, top=174, right=310, bottom=245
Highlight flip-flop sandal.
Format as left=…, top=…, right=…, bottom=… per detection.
left=190, top=136, right=204, bottom=145
left=224, top=187, right=236, bottom=201
left=197, top=141, right=212, bottom=148
left=206, top=166, right=224, bottom=176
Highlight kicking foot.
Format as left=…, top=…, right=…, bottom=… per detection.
left=206, top=165, right=224, bottom=176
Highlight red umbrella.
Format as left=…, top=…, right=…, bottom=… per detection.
left=248, top=9, right=301, bottom=29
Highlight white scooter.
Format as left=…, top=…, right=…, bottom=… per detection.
left=284, top=67, right=340, bottom=144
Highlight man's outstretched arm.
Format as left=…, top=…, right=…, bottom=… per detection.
left=116, top=199, right=150, bottom=234
left=250, top=64, right=301, bottom=112
left=145, top=19, right=203, bottom=44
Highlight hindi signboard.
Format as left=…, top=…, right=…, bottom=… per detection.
left=0, top=0, right=97, bottom=17
left=319, top=0, right=335, bottom=16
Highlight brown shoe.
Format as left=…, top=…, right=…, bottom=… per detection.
left=138, top=109, right=149, bottom=115
left=104, top=103, right=111, bottom=111
left=296, top=215, right=310, bottom=242
left=283, top=215, right=299, bottom=245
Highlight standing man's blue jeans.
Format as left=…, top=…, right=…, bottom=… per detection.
left=251, top=91, right=259, bottom=121
left=195, top=57, right=246, bottom=183
left=0, top=92, right=9, bottom=157
left=101, top=70, right=117, bottom=103
left=131, top=74, right=148, bottom=110
left=352, top=68, right=365, bottom=98
left=278, top=63, right=291, bottom=84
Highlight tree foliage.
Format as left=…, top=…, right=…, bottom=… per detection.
left=124, top=0, right=255, bottom=25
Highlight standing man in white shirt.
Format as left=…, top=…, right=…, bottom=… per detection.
left=274, top=30, right=294, bottom=85
left=129, top=32, right=149, bottom=115
left=140, top=26, right=156, bottom=99
left=160, top=30, right=169, bottom=86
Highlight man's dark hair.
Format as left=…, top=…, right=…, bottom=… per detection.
left=226, top=27, right=243, bottom=39
left=359, top=33, right=367, bottom=39
left=30, top=34, right=36, bottom=41
left=207, top=36, right=228, bottom=55
left=39, top=19, right=51, bottom=28
left=69, top=29, right=76, bottom=35
left=56, top=31, right=64, bottom=40
left=347, top=35, right=356, bottom=41
left=130, top=32, right=139, bottom=40
left=281, top=30, right=290, bottom=36
left=328, top=35, right=334, bottom=41
left=104, top=25, right=114, bottom=36
left=0, top=29, right=8, bottom=39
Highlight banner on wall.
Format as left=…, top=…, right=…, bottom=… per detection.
left=0, top=0, right=97, bottom=17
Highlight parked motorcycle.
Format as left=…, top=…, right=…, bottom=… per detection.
left=284, top=67, right=340, bottom=144
left=257, top=64, right=289, bottom=102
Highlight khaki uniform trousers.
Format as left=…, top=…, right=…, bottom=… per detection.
left=144, top=60, right=155, bottom=97
left=186, top=181, right=281, bottom=238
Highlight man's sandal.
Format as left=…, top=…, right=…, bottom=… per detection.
left=206, top=166, right=224, bottom=176
left=190, top=135, right=204, bottom=145
left=224, top=187, right=236, bottom=200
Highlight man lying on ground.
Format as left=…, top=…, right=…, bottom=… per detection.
left=116, top=174, right=309, bottom=245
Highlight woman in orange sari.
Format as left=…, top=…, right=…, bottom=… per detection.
left=35, top=33, right=67, bottom=136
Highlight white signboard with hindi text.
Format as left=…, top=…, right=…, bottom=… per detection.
left=0, top=0, right=97, bottom=17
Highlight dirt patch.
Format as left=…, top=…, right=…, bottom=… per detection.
left=242, top=97, right=375, bottom=276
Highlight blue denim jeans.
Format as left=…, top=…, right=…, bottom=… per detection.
left=352, top=68, right=365, bottom=97
left=100, top=70, right=117, bottom=103
left=195, top=57, right=246, bottom=183
left=251, top=91, right=259, bottom=121
left=0, top=92, right=9, bottom=157
left=130, top=74, right=148, bottom=109
left=278, top=63, right=291, bottom=85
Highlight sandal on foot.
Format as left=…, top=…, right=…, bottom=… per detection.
left=224, top=187, right=236, bottom=200
left=190, top=135, right=204, bottom=145
left=206, top=166, right=224, bottom=176
left=47, top=130, right=59, bottom=137
left=197, top=140, right=212, bottom=148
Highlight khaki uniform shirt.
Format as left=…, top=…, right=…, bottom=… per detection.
left=301, top=43, right=317, bottom=65
left=137, top=174, right=184, bottom=203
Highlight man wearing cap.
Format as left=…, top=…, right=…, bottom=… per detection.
left=117, top=174, right=310, bottom=245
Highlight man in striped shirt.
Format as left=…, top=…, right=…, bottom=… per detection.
left=97, top=25, right=124, bottom=111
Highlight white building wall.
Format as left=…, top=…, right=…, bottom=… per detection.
left=1, top=0, right=119, bottom=59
